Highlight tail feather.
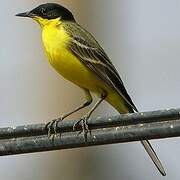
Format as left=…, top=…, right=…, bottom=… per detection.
left=141, top=140, right=166, bottom=176
left=105, top=91, right=166, bottom=175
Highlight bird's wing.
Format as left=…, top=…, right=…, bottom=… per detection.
left=66, top=24, right=137, bottom=112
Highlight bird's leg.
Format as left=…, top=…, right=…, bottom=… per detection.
left=73, top=93, right=106, bottom=142
left=45, top=89, right=92, bottom=139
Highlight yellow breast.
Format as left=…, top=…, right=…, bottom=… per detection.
left=42, top=23, right=102, bottom=91
left=42, top=24, right=70, bottom=64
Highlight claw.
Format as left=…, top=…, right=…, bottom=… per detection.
left=73, top=115, right=91, bottom=142
left=73, top=119, right=81, bottom=131
left=45, top=117, right=63, bottom=139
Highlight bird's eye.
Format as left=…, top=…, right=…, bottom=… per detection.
left=41, top=8, right=47, bottom=14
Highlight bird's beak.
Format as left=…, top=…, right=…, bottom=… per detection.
left=15, top=11, right=36, bottom=18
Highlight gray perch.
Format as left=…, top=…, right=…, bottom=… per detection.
left=0, top=108, right=180, bottom=156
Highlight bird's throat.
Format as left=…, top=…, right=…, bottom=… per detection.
left=33, top=17, right=61, bottom=28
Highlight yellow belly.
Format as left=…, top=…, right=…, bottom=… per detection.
left=42, top=24, right=130, bottom=113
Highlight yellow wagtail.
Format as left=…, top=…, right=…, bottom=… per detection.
left=16, top=3, right=166, bottom=175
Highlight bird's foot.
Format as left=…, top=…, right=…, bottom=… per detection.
left=73, top=115, right=91, bottom=142
left=45, top=117, right=64, bottom=140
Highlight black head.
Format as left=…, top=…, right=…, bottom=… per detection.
left=16, top=3, right=75, bottom=21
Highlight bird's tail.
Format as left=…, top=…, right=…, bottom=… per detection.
left=141, top=140, right=166, bottom=176
left=105, top=90, right=166, bottom=175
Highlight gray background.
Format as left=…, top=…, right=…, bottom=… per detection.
left=0, top=0, right=180, bottom=180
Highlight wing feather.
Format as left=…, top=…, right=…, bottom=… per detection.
left=65, top=23, right=138, bottom=112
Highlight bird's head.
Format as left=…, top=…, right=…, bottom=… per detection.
left=16, top=3, right=75, bottom=26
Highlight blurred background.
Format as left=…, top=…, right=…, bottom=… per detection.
left=1, top=0, right=180, bottom=179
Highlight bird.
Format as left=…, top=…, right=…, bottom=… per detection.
left=16, top=3, right=166, bottom=176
